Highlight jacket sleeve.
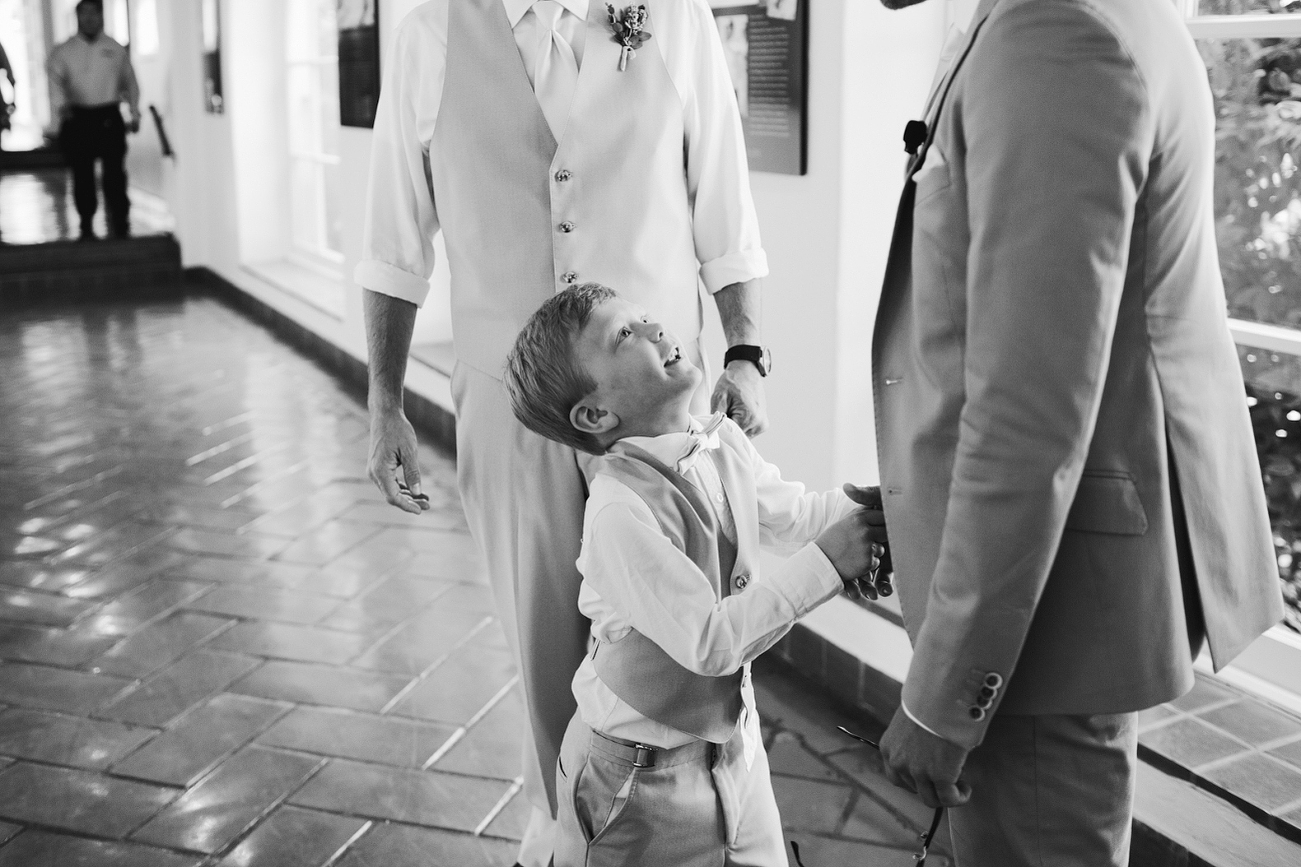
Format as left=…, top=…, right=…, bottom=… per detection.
left=902, top=0, right=1154, bottom=749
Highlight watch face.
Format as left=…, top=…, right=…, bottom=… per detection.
left=761, top=347, right=772, bottom=375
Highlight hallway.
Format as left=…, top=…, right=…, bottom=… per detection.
left=0, top=294, right=952, bottom=866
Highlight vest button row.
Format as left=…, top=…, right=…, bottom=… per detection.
left=561, top=271, right=579, bottom=285
left=559, top=221, right=575, bottom=233
left=734, top=574, right=750, bottom=590
left=555, top=169, right=572, bottom=182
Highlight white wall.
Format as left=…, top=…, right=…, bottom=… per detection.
left=154, top=0, right=946, bottom=494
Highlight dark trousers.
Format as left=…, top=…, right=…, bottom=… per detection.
left=61, top=104, right=129, bottom=236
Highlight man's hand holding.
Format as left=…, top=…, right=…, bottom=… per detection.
left=367, top=404, right=429, bottom=515
left=711, top=360, right=768, bottom=437
left=879, top=706, right=972, bottom=809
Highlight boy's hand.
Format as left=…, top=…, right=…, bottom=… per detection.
left=838, top=484, right=893, bottom=599
left=816, top=499, right=888, bottom=598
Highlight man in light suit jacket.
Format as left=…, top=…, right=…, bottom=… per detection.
left=870, top=0, right=1285, bottom=863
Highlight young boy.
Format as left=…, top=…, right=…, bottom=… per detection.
left=504, top=284, right=887, bottom=867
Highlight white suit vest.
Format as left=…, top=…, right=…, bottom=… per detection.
left=433, top=0, right=704, bottom=377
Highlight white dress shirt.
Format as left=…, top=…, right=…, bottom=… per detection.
left=47, top=33, right=140, bottom=119
left=572, top=417, right=856, bottom=754
left=357, top=0, right=765, bottom=306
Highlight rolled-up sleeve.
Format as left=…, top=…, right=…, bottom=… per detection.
left=677, top=0, right=767, bottom=293
left=353, top=13, right=446, bottom=307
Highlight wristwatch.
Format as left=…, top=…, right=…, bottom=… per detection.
left=724, top=344, right=772, bottom=377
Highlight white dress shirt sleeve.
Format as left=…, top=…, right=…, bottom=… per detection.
left=120, top=49, right=140, bottom=117
left=354, top=10, right=448, bottom=307
left=727, top=423, right=858, bottom=552
left=578, top=490, right=842, bottom=679
left=661, top=0, right=768, bottom=293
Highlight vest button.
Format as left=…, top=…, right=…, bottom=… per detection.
left=555, top=169, right=572, bottom=182
left=559, top=221, right=575, bottom=233
left=561, top=271, right=578, bottom=284
left=735, top=574, right=750, bottom=590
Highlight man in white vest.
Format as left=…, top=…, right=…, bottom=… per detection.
left=356, top=2, right=769, bottom=864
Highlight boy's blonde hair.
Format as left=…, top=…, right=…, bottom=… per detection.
left=504, top=283, right=617, bottom=455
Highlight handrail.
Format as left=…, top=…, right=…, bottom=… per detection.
left=148, top=104, right=173, bottom=158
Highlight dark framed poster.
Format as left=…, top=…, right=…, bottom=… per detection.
left=710, top=0, right=808, bottom=175
left=201, top=0, right=223, bottom=113
left=337, top=0, right=380, bottom=128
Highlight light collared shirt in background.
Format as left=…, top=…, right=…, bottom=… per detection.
left=572, top=417, right=856, bottom=757
left=357, top=0, right=764, bottom=306
left=47, top=32, right=139, bottom=119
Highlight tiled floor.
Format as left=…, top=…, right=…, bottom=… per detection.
left=0, top=170, right=172, bottom=245
left=0, top=295, right=951, bottom=866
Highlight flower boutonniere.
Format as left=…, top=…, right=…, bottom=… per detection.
left=606, top=4, right=651, bottom=72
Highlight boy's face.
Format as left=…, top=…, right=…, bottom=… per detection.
left=571, top=298, right=701, bottom=441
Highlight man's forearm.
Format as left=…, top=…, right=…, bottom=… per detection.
left=363, top=289, right=418, bottom=412
left=713, top=279, right=762, bottom=348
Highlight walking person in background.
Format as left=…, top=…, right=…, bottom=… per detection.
left=0, top=36, right=15, bottom=148
left=47, top=0, right=140, bottom=239
left=358, top=2, right=769, bottom=865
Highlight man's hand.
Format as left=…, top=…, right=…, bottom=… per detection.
left=879, top=706, right=972, bottom=809
left=816, top=504, right=887, bottom=595
left=711, top=360, right=768, bottom=436
left=367, top=405, right=429, bottom=515
left=127, top=114, right=141, bottom=134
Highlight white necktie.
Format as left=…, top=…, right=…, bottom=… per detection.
left=532, top=0, right=578, bottom=141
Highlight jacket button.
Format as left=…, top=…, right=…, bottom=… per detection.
left=555, top=169, right=572, bottom=182
left=559, top=221, right=575, bottom=233
left=735, top=574, right=750, bottom=590
left=983, top=672, right=1003, bottom=689
left=561, top=271, right=578, bottom=284
left=968, top=706, right=986, bottom=721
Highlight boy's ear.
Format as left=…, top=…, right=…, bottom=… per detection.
left=570, top=400, right=619, bottom=437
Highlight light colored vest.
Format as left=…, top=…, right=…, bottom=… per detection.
left=591, top=422, right=762, bottom=743
left=433, top=0, right=704, bottom=378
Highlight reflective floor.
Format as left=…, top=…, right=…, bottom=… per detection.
left=0, top=296, right=951, bottom=865
left=0, top=170, right=172, bottom=245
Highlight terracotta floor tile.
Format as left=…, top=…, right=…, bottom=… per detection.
left=186, top=584, right=341, bottom=625
left=0, top=622, right=118, bottom=666
left=0, top=823, right=17, bottom=846
left=258, top=705, right=456, bottom=768
left=783, top=833, right=954, bottom=867
left=0, top=661, right=131, bottom=714
left=98, top=649, right=262, bottom=727
left=1140, top=717, right=1252, bottom=771
left=0, top=708, right=155, bottom=770
left=231, top=660, right=411, bottom=712
left=482, top=786, right=530, bottom=842
left=1201, top=752, right=1301, bottom=812
left=773, top=775, right=856, bottom=836
left=290, top=759, right=510, bottom=832
left=164, top=528, right=286, bottom=561
left=370, top=529, right=488, bottom=584
left=766, top=731, right=844, bottom=783
left=1198, top=700, right=1301, bottom=748
left=0, top=829, right=200, bottom=867
left=0, top=588, right=93, bottom=627
left=390, top=642, right=516, bottom=725
left=0, top=761, right=177, bottom=837
left=324, top=574, right=457, bottom=625
left=333, top=822, right=518, bottom=867
left=95, top=611, right=235, bottom=679
left=1170, top=674, right=1242, bottom=714
left=62, top=548, right=194, bottom=600
left=431, top=688, right=525, bottom=781
left=111, top=692, right=290, bottom=787
left=352, top=606, right=489, bottom=676
left=0, top=563, right=93, bottom=593
left=269, top=520, right=381, bottom=566
left=214, top=805, right=368, bottom=867
left=78, top=578, right=214, bottom=638
left=132, top=745, right=323, bottom=854
left=209, top=620, right=374, bottom=666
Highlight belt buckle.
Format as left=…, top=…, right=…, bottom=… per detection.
left=632, top=744, right=656, bottom=769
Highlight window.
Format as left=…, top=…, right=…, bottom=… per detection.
left=285, top=0, right=344, bottom=272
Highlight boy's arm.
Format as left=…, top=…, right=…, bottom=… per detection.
left=580, top=489, right=844, bottom=679
left=730, top=423, right=858, bottom=550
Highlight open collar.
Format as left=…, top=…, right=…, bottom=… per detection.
left=502, top=0, right=590, bottom=29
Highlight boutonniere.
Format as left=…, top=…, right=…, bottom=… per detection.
left=606, top=4, right=651, bottom=71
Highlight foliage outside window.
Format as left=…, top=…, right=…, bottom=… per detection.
left=1198, top=0, right=1301, bottom=632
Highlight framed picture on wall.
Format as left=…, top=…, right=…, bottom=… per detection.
left=201, top=0, right=223, bottom=113
left=337, top=0, right=380, bottom=128
left=709, top=0, right=808, bottom=175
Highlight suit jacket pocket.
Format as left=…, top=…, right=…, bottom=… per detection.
left=913, top=146, right=951, bottom=205
left=1064, top=471, right=1148, bottom=536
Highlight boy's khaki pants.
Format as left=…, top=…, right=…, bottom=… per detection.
left=555, top=716, right=789, bottom=867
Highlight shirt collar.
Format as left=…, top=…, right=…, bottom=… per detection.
left=503, top=0, right=589, bottom=29
left=615, top=413, right=727, bottom=475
